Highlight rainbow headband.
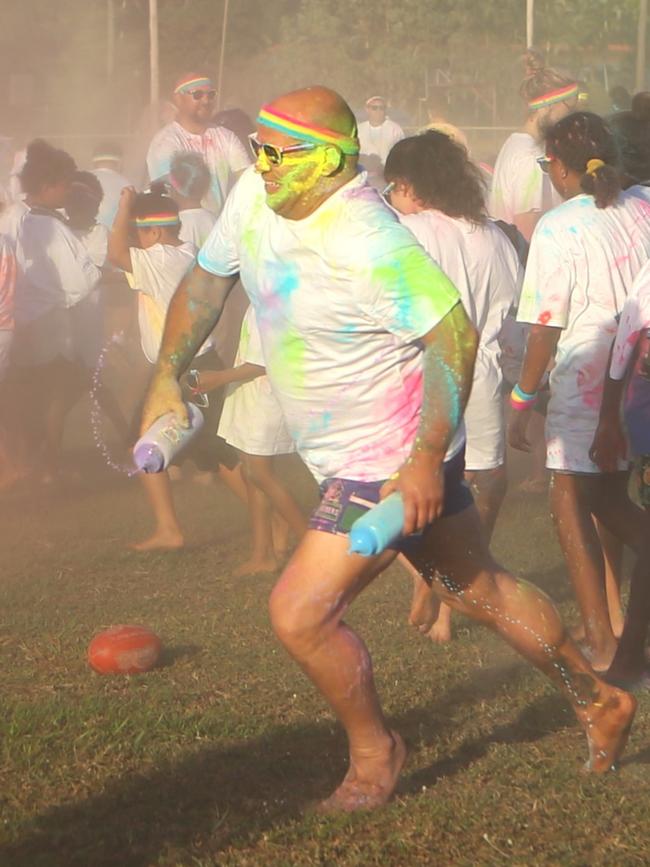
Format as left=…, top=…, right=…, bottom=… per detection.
left=174, top=76, right=213, bottom=94
left=257, top=105, right=359, bottom=156
left=133, top=212, right=180, bottom=228
left=528, top=83, right=579, bottom=111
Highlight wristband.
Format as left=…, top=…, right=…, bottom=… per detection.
left=510, top=383, right=538, bottom=412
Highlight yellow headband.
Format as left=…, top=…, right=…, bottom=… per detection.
left=586, top=158, right=605, bottom=176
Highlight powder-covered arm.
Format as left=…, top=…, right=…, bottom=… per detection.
left=381, top=302, right=478, bottom=534
left=140, top=263, right=238, bottom=433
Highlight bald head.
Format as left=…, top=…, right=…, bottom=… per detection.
left=267, top=86, right=358, bottom=141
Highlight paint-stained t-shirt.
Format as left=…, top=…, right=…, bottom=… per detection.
left=518, top=189, right=650, bottom=472
left=610, top=258, right=650, bottom=380
left=146, top=122, right=250, bottom=215
left=0, top=234, right=16, bottom=331
left=488, top=132, right=560, bottom=224
left=199, top=167, right=464, bottom=482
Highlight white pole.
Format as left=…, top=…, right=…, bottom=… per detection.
left=106, top=0, right=115, bottom=80
left=637, top=0, right=648, bottom=91
left=216, top=0, right=230, bottom=112
left=526, top=0, right=534, bottom=49
left=149, top=0, right=159, bottom=107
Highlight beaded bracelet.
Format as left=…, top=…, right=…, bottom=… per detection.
left=510, top=383, right=538, bottom=412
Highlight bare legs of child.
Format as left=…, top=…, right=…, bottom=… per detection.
left=129, top=462, right=248, bottom=551
left=570, top=518, right=625, bottom=644
left=233, top=452, right=306, bottom=576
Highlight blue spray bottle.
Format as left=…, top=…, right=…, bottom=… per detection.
left=348, top=493, right=405, bottom=556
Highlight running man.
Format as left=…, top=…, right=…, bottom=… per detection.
left=141, top=86, right=636, bottom=812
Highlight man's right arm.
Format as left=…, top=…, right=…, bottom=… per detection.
left=140, top=264, right=237, bottom=433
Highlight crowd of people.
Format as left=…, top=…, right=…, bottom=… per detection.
left=2, top=50, right=650, bottom=812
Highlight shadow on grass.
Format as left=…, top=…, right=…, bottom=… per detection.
left=157, top=644, right=202, bottom=668
left=2, top=660, right=578, bottom=867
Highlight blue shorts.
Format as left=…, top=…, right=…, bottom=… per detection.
left=308, top=449, right=473, bottom=556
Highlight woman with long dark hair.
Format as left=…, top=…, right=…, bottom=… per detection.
left=385, top=130, right=522, bottom=641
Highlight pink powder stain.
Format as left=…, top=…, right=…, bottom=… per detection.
left=576, top=363, right=603, bottom=409
left=341, top=368, right=423, bottom=472
left=538, top=310, right=552, bottom=325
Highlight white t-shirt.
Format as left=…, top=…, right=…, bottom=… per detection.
left=218, top=306, right=294, bottom=456
left=146, top=122, right=250, bottom=215
left=13, top=209, right=101, bottom=325
left=358, top=118, right=404, bottom=163
left=0, top=233, right=16, bottom=332
left=0, top=200, right=28, bottom=242
left=518, top=190, right=650, bottom=472
left=73, top=223, right=109, bottom=268
left=610, top=259, right=650, bottom=380
left=199, top=168, right=464, bottom=483
left=129, top=241, right=199, bottom=363
left=488, top=132, right=561, bottom=224
left=400, top=210, right=522, bottom=469
left=92, top=167, right=131, bottom=229
left=179, top=207, right=217, bottom=248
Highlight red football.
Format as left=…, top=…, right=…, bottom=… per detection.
left=88, top=625, right=162, bottom=675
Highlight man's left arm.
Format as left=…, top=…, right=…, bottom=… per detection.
left=381, top=302, right=478, bottom=533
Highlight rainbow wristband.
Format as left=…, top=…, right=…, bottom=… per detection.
left=510, top=383, right=538, bottom=412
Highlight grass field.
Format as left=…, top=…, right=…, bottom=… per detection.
left=2, top=448, right=650, bottom=867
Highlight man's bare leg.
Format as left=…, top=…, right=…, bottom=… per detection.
left=269, top=531, right=407, bottom=812
left=408, top=505, right=636, bottom=772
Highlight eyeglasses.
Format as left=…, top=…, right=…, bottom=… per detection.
left=536, top=155, right=555, bottom=174
left=189, top=89, right=217, bottom=101
left=382, top=180, right=395, bottom=199
left=248, top=134, right=318, bottom=166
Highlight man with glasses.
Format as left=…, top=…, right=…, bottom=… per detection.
left=146, top=72, right=250, bottom=215
left=140, top=85, right=636, bottom=813
left=357, top=95, right=404, bottom=166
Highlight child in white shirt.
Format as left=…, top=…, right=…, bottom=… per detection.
left=108, top=185, right=245, bottom=550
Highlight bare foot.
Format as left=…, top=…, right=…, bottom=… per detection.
left=427, top=611, right=452, bottom=644
left=128, top=530, right=184, bottom=551
left=316, top=730, right=407, bottom=814
left=167, top=465, right=183, bottom=482
left=193, top=470, right=214, bottom=487
left=577, top=687, right=637, bottom=773
left=409, top=580, right=440, bottom=633
left=233, top=555, right=278, bottom=576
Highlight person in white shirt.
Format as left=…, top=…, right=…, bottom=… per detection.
left=489, top=49, right=579, bottom=241
left=146, top=72, right=250, bottom=215
left=357, top=95, right=404, bottom=165
left=385, top=129, right=522, bottom=643
left=10, top=140, right=101, bottom=479
left=91, top=142, right=132, bottom=229
left=187, top=306, right=307, bottom=575
left=167, top=151, right=217, bottom=247
left=108, top=186, right=246, bottom=551
left=0, top=233, right=19, bottom=487
left=140, top=86, right=635, bottom=811
left=508, top=112, right=650, bottom=673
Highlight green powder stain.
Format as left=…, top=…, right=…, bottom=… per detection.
left=270, top=327, right=307, bottom=392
